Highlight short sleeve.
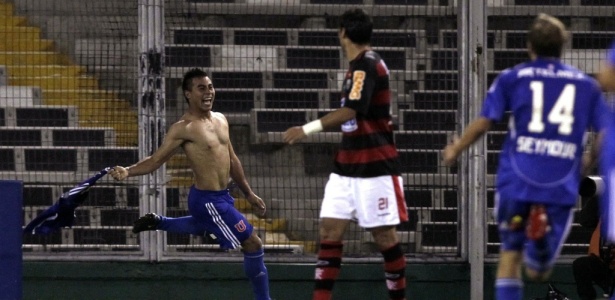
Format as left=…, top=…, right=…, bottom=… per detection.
left=480, top=71, right=510, bottom=121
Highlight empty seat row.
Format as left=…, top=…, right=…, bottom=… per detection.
left=169, top=27, right=613, bottom=54
left=171, top=27, right=424, bottom=48
left=0, top=146, right=138, bottom=172
left=166, top=44, right=604, bottom=73
left=1, top=105, right=77, bottom=127
left=0, top=127, right=116, bottom=147
left=165, top=45, right=553, bottom=72
left=165, top=45, right=409, bottom=70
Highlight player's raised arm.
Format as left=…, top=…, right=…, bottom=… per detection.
left=110, top=122, right=185, bottom=181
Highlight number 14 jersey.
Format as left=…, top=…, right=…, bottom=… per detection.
left=481, top=58, right=610, bottom=206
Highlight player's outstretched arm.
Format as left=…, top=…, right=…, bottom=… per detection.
left=283, top=107, right=356, bottom=144
left=110, top=123, right=185, bottom=181
left=442, top=117, right=492, bottom=166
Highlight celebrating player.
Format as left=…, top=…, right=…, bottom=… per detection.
left=442, top=14, right=610, bottom=300
left=284, top=8, right=407, bottom=300
left=109, top=68, right=271, bottom=300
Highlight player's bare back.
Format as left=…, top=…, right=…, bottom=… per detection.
left=177, top=111, right=231, bottom=191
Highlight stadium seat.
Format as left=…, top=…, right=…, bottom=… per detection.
left=286, top=48, right=340, bottom=69
left=420, top=223, right=457, bottom=247
left=264, top=90, right=320, bottom=109
left=24, top=148, right=78, bottom=171
left=22, top=185, right=54, bottom=206
left=0, top=128, right=40, bottom=146
left=235, top=30, right=288, bottom=45
left=398, top=149, right=439, bottom=173
left=0, top=148, right=15, bottom=170
left=0, top=127, right=118, bottom=147
left=430, top=50, right=458, bottom=70
left=272, top=71, right=329, bottom=89
left=400, top=109, right=456, bottom=131
left=395, top=131, right=449, bottom=150
left=166, top=45, right=211, bottom=67
left=99, top=208, right=140, bottom=226
left=172, top=29, right=224, bottom=45
left=14, top=106, right=77, bottom=127
left=87, top=148, right=138, bottom=171
left=411, top=91, right=458, bottom=110
left=404, top=189, right=433, bottom=207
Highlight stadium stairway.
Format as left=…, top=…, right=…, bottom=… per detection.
left=0, top=0, right=137, bottom=146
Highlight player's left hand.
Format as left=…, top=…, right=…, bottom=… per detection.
left=247, top=194, right=266, bottom=217
left=283, top=126, right=306, bottom=145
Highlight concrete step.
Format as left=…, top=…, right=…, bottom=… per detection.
left=8, top=65, right=84, bottom=77
left=0, top=39, right=53, bottom=51
left=0, top=16, right=26, bottom=26
left=0, top=51, right=71, bottom=65
left=42, top=89, right=121, bottom=100
left=44, top=98, right=133, bottom=110
left=75, top=39, right=137, bottom=66
left=10, top=75, right=99, bottom=89
left=0, top=2, right=14, bottom=16
left=0, top=25, right=40, bottom=40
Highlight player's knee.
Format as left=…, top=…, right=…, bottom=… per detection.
left=370, top=227, right=398, bottom=250
left=319, top=227, right=343, bottom=242
left=241, top=232, right=263, bottom=252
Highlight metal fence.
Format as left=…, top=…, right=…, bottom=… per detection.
left=5, top=0, right=609, bottom=277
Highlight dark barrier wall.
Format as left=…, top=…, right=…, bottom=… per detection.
left=23, top=262, right=577, bottom=300
left=1, top=181, right=22, bottom=300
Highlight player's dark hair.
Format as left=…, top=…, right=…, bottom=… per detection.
left=527, top=13, right=568, bottom=58
left=182, top=68, right=208, bottom=103
left=340, top=8, right=372, bottom=45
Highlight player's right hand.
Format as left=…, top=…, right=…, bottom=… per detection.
left=109, top=166, right=129, bottom=181
left=283, top=126, right=306, bottom=145
left=442, top=136, right=460, bottom=167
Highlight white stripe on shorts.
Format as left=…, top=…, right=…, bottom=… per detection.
left=205, top=202, right=241, bottom=248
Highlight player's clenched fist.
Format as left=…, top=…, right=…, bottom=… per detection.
left=109, top=166, right=129, bottom=181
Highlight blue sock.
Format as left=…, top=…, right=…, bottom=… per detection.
left=244, top=248, right=270, bottom=300
left=495, top=278, right=523, bottom=300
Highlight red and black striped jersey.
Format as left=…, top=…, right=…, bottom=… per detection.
left=333, top=50, right=401, bottom=177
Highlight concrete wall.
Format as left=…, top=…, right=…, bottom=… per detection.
left=23, top=262, right=579, bottom=300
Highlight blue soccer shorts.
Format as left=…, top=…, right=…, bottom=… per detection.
left=494, top=196, right=574, bottom=272
left=187, top=186, right=254, bottom=250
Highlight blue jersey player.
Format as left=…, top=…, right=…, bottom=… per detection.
left=442, top=14, right=610, bottom=300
